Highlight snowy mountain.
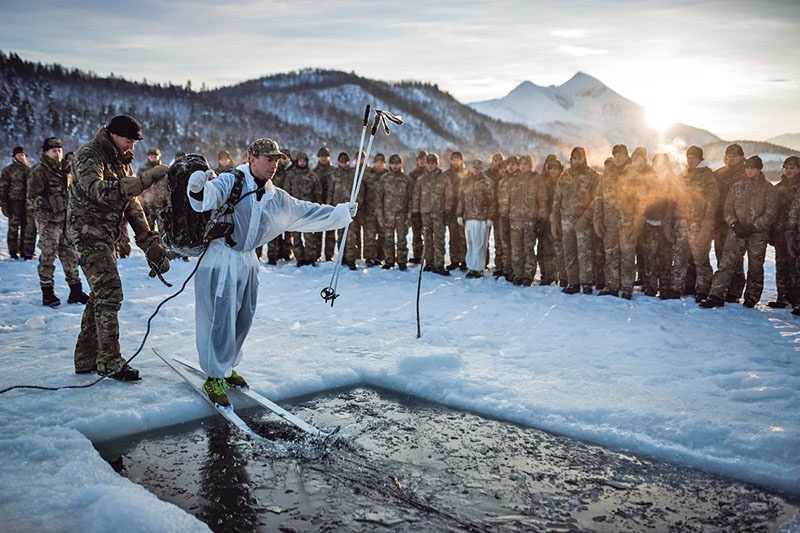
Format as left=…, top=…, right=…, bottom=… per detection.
left=0, top=52, right=563, bottom=167
left=468, top=72, right=798, bottom=174
left=768, top=133, right=800, bottom=152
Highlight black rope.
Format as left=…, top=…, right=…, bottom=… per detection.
left=0, top=248, right=207, bottom=395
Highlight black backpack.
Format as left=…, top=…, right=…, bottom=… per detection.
left=160, top=154, right=246, bottom=256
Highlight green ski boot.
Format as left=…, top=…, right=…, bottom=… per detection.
left=203, top=378, right=230, bottom=407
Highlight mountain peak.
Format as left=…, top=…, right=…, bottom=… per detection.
left=560, top=71, right=606, bottom=92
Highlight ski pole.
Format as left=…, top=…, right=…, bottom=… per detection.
left=321, top=106, right=374, bottom=305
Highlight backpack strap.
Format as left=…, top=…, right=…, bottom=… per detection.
left=217, top=168, right=246, bottom=217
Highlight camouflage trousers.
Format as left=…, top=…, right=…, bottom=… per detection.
left=710, top=230, right=768, bottom=303
left=35, top=219, right=81, bottom=287
left=323, top=230, right=337, bottom=260
left=267, top=233, right=293, bottom=261
left=713, top=223, right=745, bottom=301
left=289, top=231, right=321, bottom=263
left=640, top=223, right=672, bottom=294
left=509, top=220, right=536, bottom=282
left=536, top=225, right=558, bottom=283
left=601, top=223, right=637, bottom=293
left=382, top=213, right=409, bottom=267
left=560, top=218, right=594, bottom=286
left=775, top=237, right=800, bottom=304
left=670, top=220, right=713, bottom=295
left=337, top=220, right=362, bottom=264
left=421, top=213, right=446, bottom=269
left=410, top=215, right=424, bottom=262
left=5, top=202, right=36, bottom=258
left=363, top=215, right=383, bottom=262
left=493, top=216, right=510, bottom=271
left=447, top=216, right=466, bottom=267
left=73, top=241, right=126, bottom=373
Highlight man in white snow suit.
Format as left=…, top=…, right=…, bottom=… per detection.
left=187, top=138, right=356, bottom=407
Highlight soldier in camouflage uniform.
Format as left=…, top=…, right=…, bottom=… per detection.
left=407, top=150, right=428, bottom=264
left=594, top=145, right=628, bottom=297
left=700, top=156, right=778, bottom=308
left=315, top=147, right=337, bottom=261
left=667, top=146, right=720, bottom=301
left=444, top=152, right=468, bottom=271
left=458, top=159, right=496, bottom=278
left=67, top=115, right=170, bottom=381
left=551, top=147, right=599, bottom=294
left=535, top=156, right=561, bottom=285
left=412, top=153, right=454, bottom=275
left=266, top=151, right=294, bottom=263
left=773, top=156, right=800, bottom=308
left=500, top=156, right=536, bottom=285
left=136, top=147, right=170, bottom=233
left=28, top=137, right=88, bottom=307
left=0, top=146, right=36, bottom=259
left=362, top=153, right=387, bottom=266
left=713, top=143, right=747, bottom=302
left=213, top=150, right=236, bottom=175
left=328, top=152, right=364, bottom=269
left=283, top=152, right=324, bottom=266
left=487, top=154, right=509, bottom=277
left=379, top=154, right=414, bottom=270
left=640, top=153, right=678, bottom=299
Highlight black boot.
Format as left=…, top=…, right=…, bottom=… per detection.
left=42, top=286, right=61, bottom=308
left=67, top=283, right=89, bottom=304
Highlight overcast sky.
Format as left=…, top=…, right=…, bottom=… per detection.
left=1, top=0, right=798, bottom=141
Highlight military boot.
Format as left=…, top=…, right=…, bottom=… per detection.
left=67, top=283, right=90, bottom=304
left=42, top=286, right=61, bottom=308
left=203, top=378, right=230, bottom=407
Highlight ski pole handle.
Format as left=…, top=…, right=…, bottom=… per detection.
left=363, top=104, right=371, bottom=127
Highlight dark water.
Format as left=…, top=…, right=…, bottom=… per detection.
left=96, top=387, right=798, bottom=532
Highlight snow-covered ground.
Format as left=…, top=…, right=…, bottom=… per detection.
left=0, top=219, right=798, bottom=532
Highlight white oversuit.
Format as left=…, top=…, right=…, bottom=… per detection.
left=188, top=163, right=352, bottom=377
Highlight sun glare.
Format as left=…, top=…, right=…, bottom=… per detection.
left=646, top=104, right=677, bottom=132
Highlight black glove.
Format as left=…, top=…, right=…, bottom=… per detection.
left=146, top=241, right=170, bottom=275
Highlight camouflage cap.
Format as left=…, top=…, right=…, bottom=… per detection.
left=416, top=150, right=428, bottom=160
left=725, top=143, right=744, bottom=156
left=318, top=146, right=331, bottom=157
left=12, top=146, right=25, bottom=156
left=374, top=153, right=386, bottom=163
left=338, top=151, right=350, bottom=162
left=506, top=155, right=520, bottom=165
left=247, top=138, right=286, bottom=158
left=42, top=137, right=63, bottom=151
left=612, top=144, right=629, bottom=156
left=631, top=146, right=647, bottom=161
left=296, top=152, right=309, bottom=162
left=686, top=145, right=704, bottom=160
left=425, top=153, right=439, bottom=164
left=147, top=147, right=161, bottom=157
left=744, top=155, right=763, bottom=169
left=784, top=156, right=800, bottom=167
left=218, top=150, right=232, bottom=159
left=471, top=158, right=484, bottom=168
left=389, top=154, right=402, bottom=164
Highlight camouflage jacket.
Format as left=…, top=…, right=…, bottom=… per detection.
left=315, top=162, right=334, bottom=204
left=67, top=127, right=155, bottom=249
left=362, top=168, right=388, bottom=219
left=534, top=171, right=559, bottom=223
left=0, top=159, right=30, bottom=206
left=499, top=171, right=537, bottom=225
left=137, top=159, right=170, bottom=211
left=457, top=172, right=496, bottom=221
left=771, top=174, right=800, bottom=236
left=640, top=170, right=677, bottom=225
left=328, top=166, right=364, bottom=213
left=443, top=166, right=469, bottom=216
left=412, top=168, right=453, bottom=216
left=723, top=172, right=778, bottom=233
left=676, top=165, right=719, bottom=223
left=377, top=169, right=413, bottom=222
left=714, top=161, right=745, bottom=226
left=28, top=154, right=71, bottom=223
left=551, top=164, right=599, bottom=227
left=284, top=166, right=323, bottom=204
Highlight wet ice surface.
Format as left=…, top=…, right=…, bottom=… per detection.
left=98, top=387, right=798, bottom=532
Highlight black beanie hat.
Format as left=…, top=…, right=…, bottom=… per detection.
left=107, top=115, right=143, bottom=140
left=42, top=137, right=63, bottom=151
